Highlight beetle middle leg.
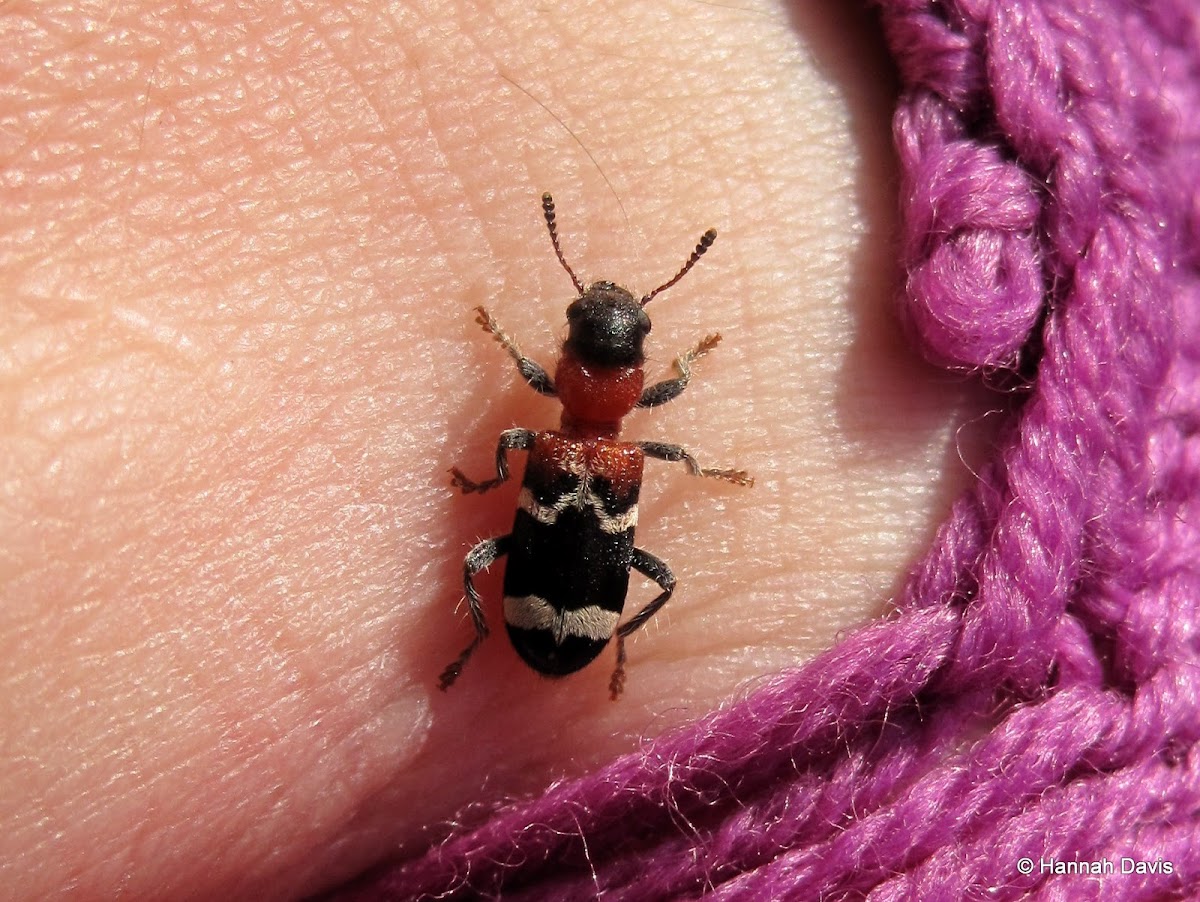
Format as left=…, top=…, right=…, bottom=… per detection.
left=639, top=440, right=753, bottom=487
left=450, top=428, right=535, bottom=494
left=609, top=548, right=677, bottom=700
left=438, top=534, right=510, bottom=690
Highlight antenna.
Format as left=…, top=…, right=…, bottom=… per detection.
left=640, top=228, right=717, bottom=307
left=541, top=193, right=584, bottom=294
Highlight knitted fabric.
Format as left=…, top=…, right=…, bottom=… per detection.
left=334, top=0, right=1200, bottom=898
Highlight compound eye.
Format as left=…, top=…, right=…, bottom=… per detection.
left=637, top=308, right=651, bottom=334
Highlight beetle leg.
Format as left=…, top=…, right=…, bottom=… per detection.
left=609, top=548, right=677, bottom=700
left=471, top=306, right=556, bottom=396
left=450, top=428, right=535, bottom=494
left=438, top=534, right=511, bottom=690
left=638, top=440, right=753, bottom=487
left=636, top=333, right=721, bottom=408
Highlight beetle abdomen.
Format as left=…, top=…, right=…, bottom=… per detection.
left=502, top=433, right=644, bottom=676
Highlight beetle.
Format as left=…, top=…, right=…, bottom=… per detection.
left=438, top=193, right=751, bottom=699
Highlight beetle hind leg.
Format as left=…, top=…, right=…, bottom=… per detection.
left=609, top=548, right=677, bottom=700
left=438, top=535, right=510, bottom=691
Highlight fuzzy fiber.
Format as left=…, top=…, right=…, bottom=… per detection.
left=333, top=0, right=1200, bottom=898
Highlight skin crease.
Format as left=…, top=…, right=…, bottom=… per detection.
left=0, top=1, right=1001, bottom=899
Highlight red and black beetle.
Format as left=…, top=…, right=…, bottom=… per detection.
left=439, top=193, right=751, bottom=699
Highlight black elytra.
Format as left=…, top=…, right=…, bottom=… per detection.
left=439, top=193, right=750, bottom=700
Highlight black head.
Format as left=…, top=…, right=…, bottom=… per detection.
left=540, top=192, right=717, bottom=366
left=565, top=282, right=651, bottom=366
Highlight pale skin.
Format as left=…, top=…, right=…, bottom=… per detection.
left=0, top=2, right=997, bottom=899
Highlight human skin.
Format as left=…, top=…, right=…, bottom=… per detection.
left=0, top=1, right=997, bottom=899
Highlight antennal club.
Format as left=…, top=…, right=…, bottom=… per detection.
left=640, top=228, right=717, bottom=307
left=542, top=193, right=584, bottom=294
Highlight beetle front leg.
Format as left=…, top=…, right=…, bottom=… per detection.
left=450, top=428, right=535, bottom=494
left=638, top=440, right=753, bottom=486
left=438, top=534, right=511, bottom=691
left=637, top=333, right=722, bottom=408
left=471, top=306, right=556, bottom=396
left=610, top=548, right=677, bottom=700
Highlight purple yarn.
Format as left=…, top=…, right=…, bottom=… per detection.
left=332, top=0, right=1200, bottom=897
